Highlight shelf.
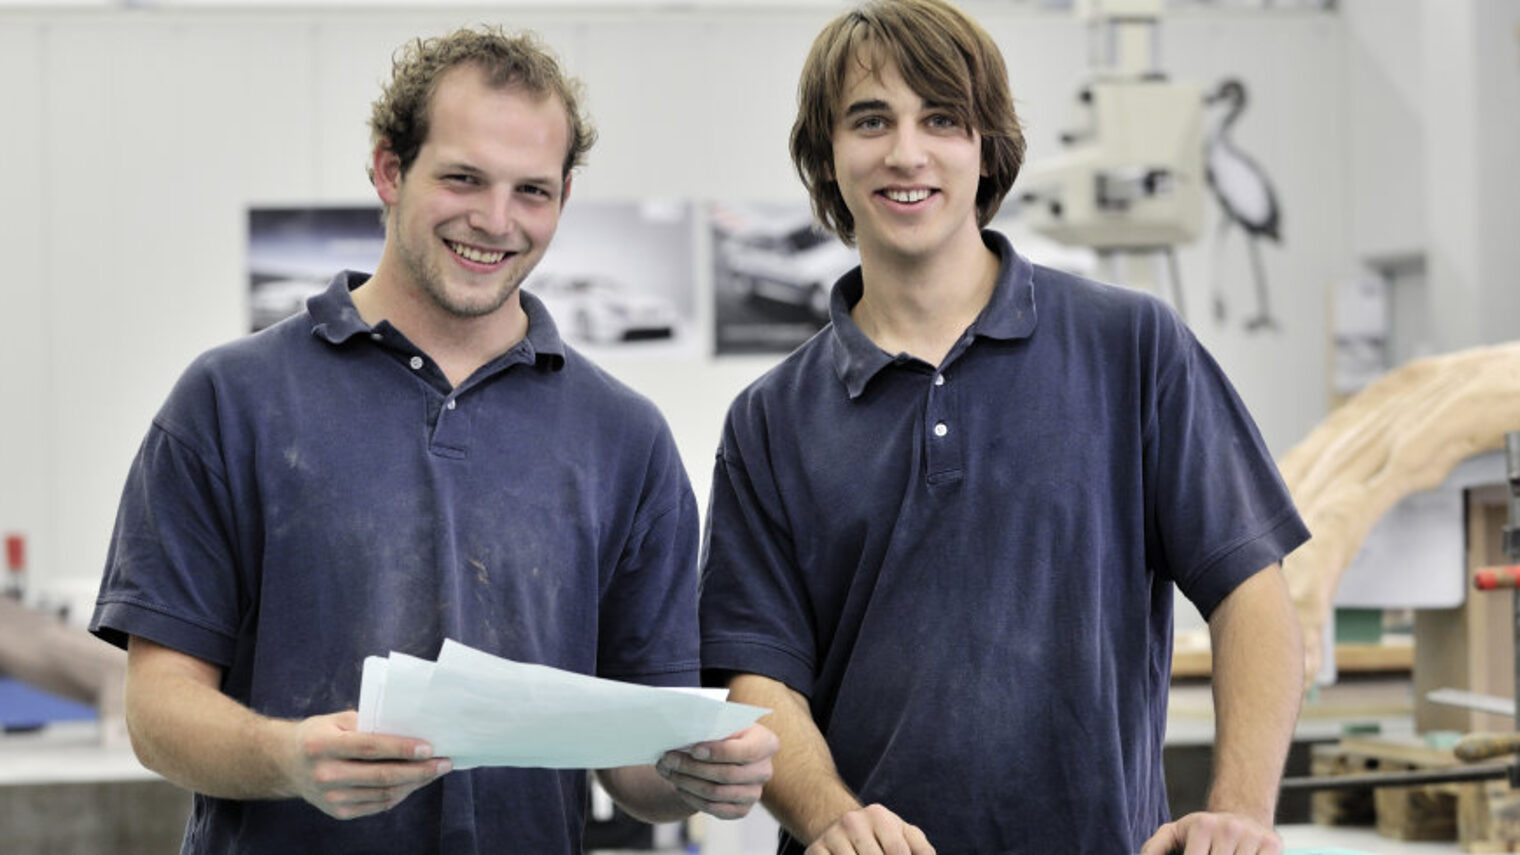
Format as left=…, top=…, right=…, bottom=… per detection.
left=1173, top=641, right=1414, bottom=680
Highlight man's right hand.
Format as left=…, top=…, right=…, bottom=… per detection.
left=277, top=710, right=452, bottom=820
left=805, top=803, right=935, bottom=855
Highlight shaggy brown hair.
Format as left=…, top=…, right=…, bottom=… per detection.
left=790, top=0, right=1025, bottom=245
left=367, top=25, right=596, bottom=186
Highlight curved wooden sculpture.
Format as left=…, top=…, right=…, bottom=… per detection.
left=1278, top=340, right=1520, bottom=685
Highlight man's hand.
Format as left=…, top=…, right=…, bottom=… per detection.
left=803, top=803, right=934, bottom=855
left=1140, top=811, right=1281, bottom=855
left=277, top=710, right=453, bottom=820
left=654, top=723, right=778, bottom=819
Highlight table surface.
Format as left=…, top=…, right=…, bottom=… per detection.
left=1279, top=824, right=1465, bottom=853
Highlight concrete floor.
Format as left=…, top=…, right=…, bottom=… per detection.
left=0, top=778, right=191, bottom=854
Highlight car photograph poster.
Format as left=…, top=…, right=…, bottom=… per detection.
left=709, top=201, right=858, bottom=356
left=247, top=201, right=697, bottom=358
left=248, top=206, right=384, bottom=332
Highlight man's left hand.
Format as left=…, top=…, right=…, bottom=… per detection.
left=655, top=723, right=779, bottom=819
left=1140, top=811, right=1282, bottom=855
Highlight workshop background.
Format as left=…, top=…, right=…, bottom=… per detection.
left=0, top=0, right=1517, bottom=852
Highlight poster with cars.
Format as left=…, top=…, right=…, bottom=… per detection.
left=709, top=201, right=858, bottom=356
left=248, top=206, right=385, bottom=332
left=247, top=202, right=697, bottom=358
left=524, top=199, right=696, bottom=358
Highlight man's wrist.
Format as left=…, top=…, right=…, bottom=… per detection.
left=1203, top=797, right=1275, bottom=827
left=797, top=795, right=865, bottom=843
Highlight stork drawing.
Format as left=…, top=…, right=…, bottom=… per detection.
left=1204, top=77, right=1283, bottom=332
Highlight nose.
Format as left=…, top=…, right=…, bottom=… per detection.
left=467, top=187, right=515, bottom=238
left=884, top=126, right=928, bottom=171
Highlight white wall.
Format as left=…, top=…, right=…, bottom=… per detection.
left=0, top=4, right=1369, bottom=609
left=1340, top=0, right=1520, bottom=351
left=1342, top=0, right=1425, bottom=262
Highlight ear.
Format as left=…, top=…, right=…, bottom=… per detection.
left=372, top=142, right=404, bottom=207
left=559, top=172, right=574, bottom=210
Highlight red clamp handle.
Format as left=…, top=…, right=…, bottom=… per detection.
left=1474, top=565, right=1520, bottom=590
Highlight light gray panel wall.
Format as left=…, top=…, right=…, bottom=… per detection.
left=0, top=21, right=48, bottom=581
left=45, top=22, right=195, bottom=592
left=1342, top=0, right=1425, bottom=260
left=33, top=17, right=323, bottom=593
left=569, top=10, right=829, bottom=202
left=1421, top=0, right=1484, bottom=352
left=1474, top=0, right=1520, bottom=348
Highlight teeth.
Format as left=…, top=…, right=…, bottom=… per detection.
left=448, top=241, right=507, bottom=264
left=885, top=188, right=931, bottom=203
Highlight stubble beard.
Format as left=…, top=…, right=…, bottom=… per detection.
left=398, top=228, right=530, bottom=320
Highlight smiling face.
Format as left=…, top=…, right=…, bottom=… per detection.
left=831, top=55, right=985, bottom=267
left=372, top=63, right=571, bottom=321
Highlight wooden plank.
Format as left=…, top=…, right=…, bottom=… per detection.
left=1309, top=737, right=1520, bottom=851
left=1414, top=492, right=1514, bottom=734
left=1173, top=642, right=1414, bottom=680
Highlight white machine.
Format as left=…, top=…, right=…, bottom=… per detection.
left=1018, top=0, right=1205, bottom=310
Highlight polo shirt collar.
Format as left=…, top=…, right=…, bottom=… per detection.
left=830, top=229, right=1038, bottom=399
left=307, top=270, right=566, bottom=370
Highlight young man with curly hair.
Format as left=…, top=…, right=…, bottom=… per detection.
left=92, top=26, right=775, bottom=854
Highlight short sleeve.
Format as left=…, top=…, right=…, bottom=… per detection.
left=90, top=414, right=245, bottom=667
left=1146, top=324, right=1310, bottom=618
left=698, top=412, right=817, bottom=697
left=595, top=424, right=702, bottom=688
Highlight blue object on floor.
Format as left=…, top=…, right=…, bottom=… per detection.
left=0, top=676, right=98, bottom=732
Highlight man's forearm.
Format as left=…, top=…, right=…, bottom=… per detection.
left=726, top=673, right=859, bottom=843
left=1206, top=565, right=1304, bottom=823
left=125, top=637, right=296, bottom=800
left=127, top=636, right=451, bottom=821
left=595, top=765, right=693, bottom=824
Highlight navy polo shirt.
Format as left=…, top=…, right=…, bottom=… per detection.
left=92, top=272, right=700, bottom=855
left=700, top=231, right=1309, bottom=855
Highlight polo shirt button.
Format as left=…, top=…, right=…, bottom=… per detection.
left=933, top=421, right=948, bottom=438
left=446, top=399, right=457, bottom=410
left=408, top=356, right=424, bottom=370
left=369, top=332, right=382, bottom=342
left=934, top=374, right=945, bottom=387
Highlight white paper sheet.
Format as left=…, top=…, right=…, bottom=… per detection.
left=356, top=639, right=768, bottom=770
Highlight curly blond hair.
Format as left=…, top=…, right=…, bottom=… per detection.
left=367, top=25, right=596, bottom=185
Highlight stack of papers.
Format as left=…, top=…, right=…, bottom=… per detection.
left=357, top=639, right=768, bottom=770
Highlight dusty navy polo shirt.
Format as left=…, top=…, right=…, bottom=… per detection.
left=92, top=272, right=700, bottom=855
left=700, top=231, right=1308, bottom=855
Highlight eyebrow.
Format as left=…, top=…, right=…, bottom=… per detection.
left=842, top=98, right=955, bottom=118
left=437, top=161, right=561, bottom=189
left=842, top=99, right=890, bottom=118
left=436, top=161, right=484, bottom=176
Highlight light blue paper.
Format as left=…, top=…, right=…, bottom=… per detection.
left=357, top=639, right=768, bottom=770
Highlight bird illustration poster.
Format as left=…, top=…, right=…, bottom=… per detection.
left=1204, top=77, right=1285, bottom=333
